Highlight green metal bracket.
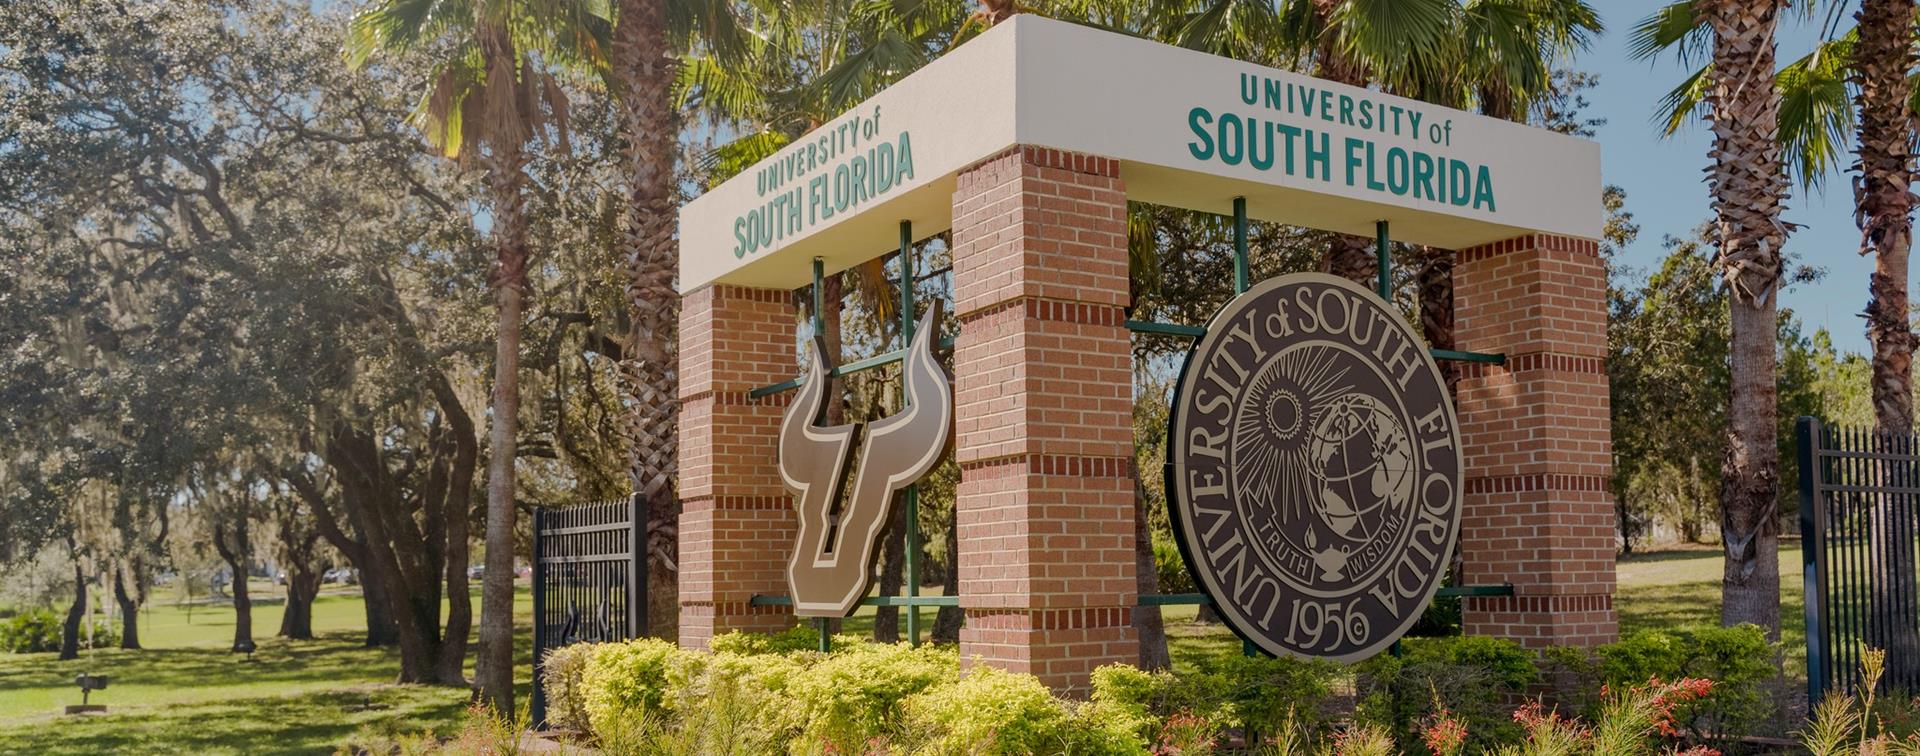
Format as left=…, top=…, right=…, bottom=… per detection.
left=748, top=594, right=959, bottom=608
left=1233, top=197, right=1250, bottom=294
left=1375, top=220, right=1390, bottom=300
left=1125, top=320, right=1207, bottom=338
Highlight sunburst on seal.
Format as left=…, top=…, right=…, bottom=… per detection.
left=1231, top=346, right=1351, bottom=522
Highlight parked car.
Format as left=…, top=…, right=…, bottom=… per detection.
left=514, top=565, right=532, bottom=579
left=467, top=565, right=484, bottom=580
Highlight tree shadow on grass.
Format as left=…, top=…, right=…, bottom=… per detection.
left=1, top=683, right=469, bottom=755
left=0, top=631, right=407, bottom=700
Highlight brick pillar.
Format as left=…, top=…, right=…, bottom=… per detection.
left=950, top=146, right=1137, bottom=694
left=1453, top=234, right=1616, bottom=649
left=677, top=284, right=796, bottom=648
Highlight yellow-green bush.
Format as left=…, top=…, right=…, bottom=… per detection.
left=908, top=666, right=1148, bottom=755
left=783, top=642, right=959, bottom=750
left=579, top=637, right=690, bottom=736
left=708, top=625, right=862, bottom=656
left=538, top=642, right=601, bottom=733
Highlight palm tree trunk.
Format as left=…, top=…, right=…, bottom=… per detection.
left=1132, top=460, right=1170, bottom=670
left=1855, top=0, right=1920, bottom=678
left=1304, top=0, right=1381, bottom=285
left=614, top=0, right=682, bottom=640
left=476, top=139, right=532, bottom=713
left=934, top=513, right=962, bottom=643
left=1699, top=0, right=1790, bottom=636
left=874, top=494, right=907, bottom=642
left=1417, top=246, right=1457, bottom=391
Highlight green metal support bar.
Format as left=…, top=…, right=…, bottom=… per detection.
left=900, top=220, right=922, bottom=647
left=756, top=586, right=1506, bottom=610
left=1138, top=584, right=1512, bottom=607
left=1429, top=349, right=1506, bottom=365
left=810, top=257, right=830, bottom=655
left=812, top=258, right=826, bottom=337
left=1435, top=584, right=1516, bottom=598
left=1124, top=319, right=1207, bottom=338
left=747, top=337, right=957, bottom=398
left=749, top=594, right=960, bottom=608
left=1375, top=220, right=1390, bottom=300
left=1126, top=319, right=1505, bottom=365
left=1233, top=197, right=1250, bottom=294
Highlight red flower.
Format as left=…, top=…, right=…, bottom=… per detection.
left=1422, top=716, right=1467, bottom=756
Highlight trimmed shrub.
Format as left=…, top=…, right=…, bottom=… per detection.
left=707, top=625, right=860, bottom=656
left=907, top=666, right=1078, bottom=754
left=783, top=642, right=959, bottom=750
left=0, top=609, right=117, bottom=653
left=579, top=638, right=688, bottom=736
left=1355, top=635, right=1538, bottom=751
left=1089, top=654, right=1335, bottom=745
left=1201, top=651, right=1340, bottom=740
left=1546, top=624, right=1776, bottom=739
left=538, top=642, right=600, bottom=733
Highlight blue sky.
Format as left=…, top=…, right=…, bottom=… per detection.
left=1585, top=0, right=1872, bottom=354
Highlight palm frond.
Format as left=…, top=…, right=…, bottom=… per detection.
left=1628, top=0, right=1708, bottom=65
left=1333, top=0, right=1455, bottom=87
left=1652, top=62, right=1710, bottom=137
left=347, top=0, right=470, bottom=67
left=700, top=129, right=793, bottom=187
left=1776, top=28, right=1855, bottom=191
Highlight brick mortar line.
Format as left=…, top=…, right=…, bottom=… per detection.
left=955, top=295, right=1127, bottom=327
left=681, top=495, right=791, bottom=511
left=1457, top=350, right=1606, bottom=377
left=959, top=144, right=1121, bottom=179
left=679, top=600, right=790, bottom=616
left=1464, top=473, right=1611, bottom=494
left=958, top=453, right=1131, bottom=477
left=962, top=606, right=1133, bottom=630
left=1457, top=233, right=1602, bottom=262
left=1461, top=594, right=1614, bottom=611
left=679, top=389, right=792, bottom=406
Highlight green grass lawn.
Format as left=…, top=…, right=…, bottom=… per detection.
left=0, top=547, right=1809, bottom=753
left=0, top=586, right=535, bottom=755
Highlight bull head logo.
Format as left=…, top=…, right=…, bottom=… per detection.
left=778, top=305, right=952, bottom=617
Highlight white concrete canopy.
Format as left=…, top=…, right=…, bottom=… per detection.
left=678, top=15, right=1601, bottom=292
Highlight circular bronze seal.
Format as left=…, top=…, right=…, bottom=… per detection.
left=1167, top=273, right=1461, bottom=662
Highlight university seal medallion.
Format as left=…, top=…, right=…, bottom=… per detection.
left=1168, top=273, right=1461, bottom=661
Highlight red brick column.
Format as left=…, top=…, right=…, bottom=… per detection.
left=1453, top=233, right=1616, bottom=649
left=950, top=146, right=1137, bottom=694
left=677, top=284, right=796, bottom=648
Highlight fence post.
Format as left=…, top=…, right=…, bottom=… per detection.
left=530, top=507, right=548, bottom=729
left=630, top=493, right=647, bottom=639
left=1798, top=416, right=1826, bottom=707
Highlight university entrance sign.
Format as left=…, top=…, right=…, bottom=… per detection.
left=675, top=11, right=1613, bottom=689
left=1169, top=274, right=1460, bottom=661
left=678, top=15, right=1599, bottom=292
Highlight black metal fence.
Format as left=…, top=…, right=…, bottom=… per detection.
left=1797, top=417, right=1920, bottom=704
left=530, top=495, right=647, bottom=728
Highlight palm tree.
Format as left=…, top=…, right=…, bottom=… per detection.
left=347, top=0, right=611, bottom=711
left=1634, top=0, right=1793, bottom=634
left=1851, top=0, right=1920, bottom=679
left=1851, top=1, right=1918, bottom=431
left=608, top=0, right=760, bottom=643
left=1406, top=0, right=1600, bottom=383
